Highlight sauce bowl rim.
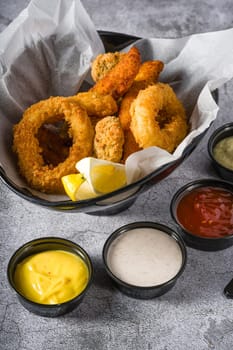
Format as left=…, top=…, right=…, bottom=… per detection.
left=102, top=221, right=187, bottom=290
left=208, top=122, right=233, bottom=172
left=7, top=236, right=94, bottom=308
left=170, top=178, right=233, bottom=241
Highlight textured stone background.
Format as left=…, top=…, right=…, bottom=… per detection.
left=1, top=1, right=233, bottom=349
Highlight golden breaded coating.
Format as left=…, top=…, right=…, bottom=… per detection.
left=67, top=91, right=118, bottom=117
left=91, top=46, right=141, bottom=100
left=122, top=129, right=141, bottom=163
left=119, top=60, right=164, bottom=130
left=13, top=97, right=94, bottom=194
left=135, top=60, right=164, bottom=82
left=130, top=83, right=188, bottom=153
left=91, top=52, right=125, bottom=82
left=94, top=116, right=124, bottom=163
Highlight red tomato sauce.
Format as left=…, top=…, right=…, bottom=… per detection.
left=176, top=186, right=233, bottom=238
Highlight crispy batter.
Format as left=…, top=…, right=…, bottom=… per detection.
left=91, top=52, right=125, bottom=82
left=12, top=45, right=190, bottom=195
left=94, top=116, right=124, bottom=163
left=13, top=97, right=94, bottom=193
left=130, top=83, right=188, bottom=153
left=91, top=46, right=141, bottom=100
left=135, top=60, right=164, bottom=83
left=119, top=60, right=164, bottom=130
left=67, top=91, right=118, bottom=117
left=122, top=129, right=141, bottom=163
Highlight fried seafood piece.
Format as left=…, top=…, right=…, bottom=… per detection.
left=91, top=52, right=125, bottom=82
left=122, top=129, right=141, bottom=163
left=94, top=116, right=125, bottom=163
left=118, top=60, right=164, bottom=162
left=130, top=83, right=188, bottom=153
left=119, top=60, right=164, bottom=131
left=13, top=97, right=94, bottom=194
left=91, top=46, right=141, bottom=100
left=67, top=91, right=118, bottom=117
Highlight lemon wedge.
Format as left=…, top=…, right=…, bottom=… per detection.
left=61, top=174, right=85, bottom=201
left=75, top=181, right=98, bottom=200
left=76, top=157, right=127, bottom=195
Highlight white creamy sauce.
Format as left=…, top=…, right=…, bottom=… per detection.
left=107, top=227, right=183, bottom=287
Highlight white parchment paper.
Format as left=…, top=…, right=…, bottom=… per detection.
left=1, top=0, right=233, bottom=201
left=125, top=30, right=233, bottom=182
left=0, top=0, right=104, bottom=123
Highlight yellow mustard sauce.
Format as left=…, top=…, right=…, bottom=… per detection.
left=14, top=250, right=89, bottom=305
left=213, top=136, right=233, bottom=170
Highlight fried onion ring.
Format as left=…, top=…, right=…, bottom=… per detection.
left=13, top=97, right=94, bottom=194
left=130, top=83, right=188, bottom=153
left=91, top=46, right=141, bottom=100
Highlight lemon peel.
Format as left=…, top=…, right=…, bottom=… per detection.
left=62, top=158, right=127, bottom=201
left=76, top=157, right=127, bottom=195
left=61, top=174, right=85, bottom=201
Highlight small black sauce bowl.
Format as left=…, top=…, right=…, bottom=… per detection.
left=7, top=237, right=93, bottom=317
left=170, top=179, right=233, bottom=251
left=102, top=222, right=187, bottom=299
left=208, top=122, right=233, bottom=182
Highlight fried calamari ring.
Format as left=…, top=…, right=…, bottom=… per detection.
left=130, top=83, right=188, bottom=153
left=91, top=52, right=125, bottom=82
left=94, top=116, right=124, bottom=163
left=13, top=97, right=94, bottom=194
left=119, top=60, right=164, bottom=131
left=67, top=91, right=118, bottom=117
left=91, top=46, right=141, bottom=100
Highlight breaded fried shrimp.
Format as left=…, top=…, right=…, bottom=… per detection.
left=91, top=46, right=141, bottom=100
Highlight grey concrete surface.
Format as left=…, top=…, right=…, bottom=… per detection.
left=1, top=0, right=233, bottom=349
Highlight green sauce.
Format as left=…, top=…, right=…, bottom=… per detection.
left=213, top=136, right=233, bottom=170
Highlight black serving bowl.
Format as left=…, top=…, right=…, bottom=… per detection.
left=7, top=237, right=93, bottom=317
left=170, top=179, right=233, bottom=251
left=0, top=31, right=218, bottom=215
left=208, top=122, right=233, bottom=182
left=102, top=222, right=187, bottom=299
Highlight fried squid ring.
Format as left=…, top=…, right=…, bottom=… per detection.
left=130, top=83, right=188, bottom=153
left=13, top=97, right=94, bottom=194
left=91, top=46, right=141, bottom=100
